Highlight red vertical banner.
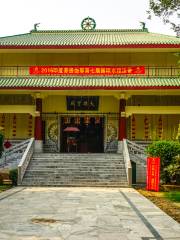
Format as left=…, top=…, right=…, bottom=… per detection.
left=158, top=116, right=163, bottom=139
left=12, top=114, right=17, bottom=137
left=131, top=114, right=136, bottom=140
left=1, top=114, right=5, bottom=132
left=147, top=157, right=160, bottom=192
left=28, top=114, right=33, bottom=137
left=144, top=116, right=149, bottom=140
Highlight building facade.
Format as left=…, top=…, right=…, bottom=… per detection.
left=0, top=20, right=180, bottom=153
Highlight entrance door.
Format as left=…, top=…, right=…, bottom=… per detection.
left=60, top=116, right=104, bottom=153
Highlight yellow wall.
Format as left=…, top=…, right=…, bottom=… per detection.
left=0, top=113, right=34, bottom=139
left=0, top=52, right=178, bottom=66
left=0, top=105, right=179, bottom=141
left=131, top=114, right=180, bottom=140
left=43, top=95, right=119, bottom=113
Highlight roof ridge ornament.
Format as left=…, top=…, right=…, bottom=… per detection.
left=33, top=23, right=40, bottom=31
left=81, top=17, right=96, bottom=31
left=140, top=22, right=148, bottom=32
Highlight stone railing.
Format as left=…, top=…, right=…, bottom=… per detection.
left=122, top=139, right=132, bottom=186
left=126, top=139, right=147, bottom=166
left=0, top=139, right=31, bottom=168
left=134, top=140, right=152, bottom=148
left=18, top=138, right=34, bottom=185
left=0, top=66, right=179, bottom=77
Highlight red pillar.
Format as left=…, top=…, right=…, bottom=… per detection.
left=118, top=98, right=126, bottom=140
left=34, top=98, right=42, bottom=140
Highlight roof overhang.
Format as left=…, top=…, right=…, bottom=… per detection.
left=0, top=77, right=179, bottom=90
left=0, top=43, right=179, bottom=49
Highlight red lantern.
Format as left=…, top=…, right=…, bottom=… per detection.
left=131, top=114, right=136, bottom=140
left=75, top=116, right=80, bottom=125
left=158, top=116, right=163, bottom=139
left=1, top=114, right=5, bottom=131
left=144, top=116, right=149, bottom=140
left=95, top=117, right=100, bottom=124
left=64, top=117, right=70, bottom=124
left=84, top=116, right=90, bottom=125
left=28, top=114, right=33, bottom=137
left=12, top=114, right=17, bottom=137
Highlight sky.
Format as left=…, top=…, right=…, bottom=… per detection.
left=0, top=0, right=178, bottom=37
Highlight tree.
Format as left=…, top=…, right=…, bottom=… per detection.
left=147, top=0, right=180, bottom=35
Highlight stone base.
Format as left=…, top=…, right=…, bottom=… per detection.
left=34, top=140, right=43, bottom=153
left=117, top=141, right=123, bottom=153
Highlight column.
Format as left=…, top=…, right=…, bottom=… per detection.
left=118, top=97, right=126, bottom=141
left=34, top=97, right=43, bottom=152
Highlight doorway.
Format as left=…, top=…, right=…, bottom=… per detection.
left=60, top=116, right=104, bottom=153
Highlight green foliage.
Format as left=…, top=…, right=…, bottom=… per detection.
left=9, top=169, right=18, bottom=186
left=164, top=156, right=180, bottom=184
left=147, top=141, right=180, bottom=167
left=165, top=191, right=180, bottom=202
left=0, top=185, right=11, bottom=192
left=147, top=141, right=180, bottom=183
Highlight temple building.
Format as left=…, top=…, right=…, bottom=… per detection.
left=0, top=18, right=179, bottom=154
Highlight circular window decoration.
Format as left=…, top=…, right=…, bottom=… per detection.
left=48, top=122, right=58, bottom=143
left=81, top=17, right=96, bottom=31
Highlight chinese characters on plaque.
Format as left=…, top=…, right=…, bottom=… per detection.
left=67, top=96, right=99, bottom=111
left=146, top=157, right=160, bottom=192
left=29, top=66, right=145, bottom=75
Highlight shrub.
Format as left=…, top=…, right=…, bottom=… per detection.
left=146, top=140, right=180, bottom=183
left=9, top=168, right=18, bottom=186
left=164, top=156, right=180, bottom=184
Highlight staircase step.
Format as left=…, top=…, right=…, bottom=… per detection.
left=21, top=153, right=128, bottom=187
left=21, top=183, right=128, bottom=187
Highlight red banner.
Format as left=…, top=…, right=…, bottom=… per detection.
left=29, top=66, right=145, bottom=76
left=147, top=157, right=160, bottom=192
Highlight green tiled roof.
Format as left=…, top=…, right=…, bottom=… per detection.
left=0, top=77, right=179, bottom=88
left=0, top=29, right=179, bottom=47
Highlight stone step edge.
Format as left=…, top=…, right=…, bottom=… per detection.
left=20, top=184, right=129, bottom=187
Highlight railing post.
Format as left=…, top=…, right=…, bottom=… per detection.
left=18, top=167, right=21, bottom=185
left=4, top=152, right=6, bottom=167
left=128, top=167, right=132, bottom=187
left=18, top=138, right=34, bottom=185
left=122, top=139, right=132, bottom=187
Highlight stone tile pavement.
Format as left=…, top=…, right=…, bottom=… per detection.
left=0, top=187, right=179, bottom=240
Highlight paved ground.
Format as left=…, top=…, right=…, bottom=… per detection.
left=0, top=187, right=180, bottom=240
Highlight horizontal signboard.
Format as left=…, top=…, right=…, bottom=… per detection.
left=29, top=66, right=145, bottom=75
left=67, top=96, right=99, bottom=110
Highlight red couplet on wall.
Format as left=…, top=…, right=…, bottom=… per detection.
left=146, top=157, right=160, bottom=192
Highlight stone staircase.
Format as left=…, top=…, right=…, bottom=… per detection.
left=21, top=153, right=128, bottom=187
